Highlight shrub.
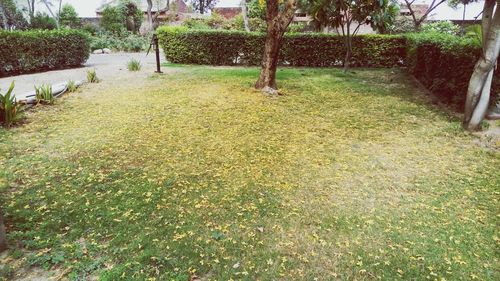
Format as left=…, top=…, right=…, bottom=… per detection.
left=0, top=82, right=24, bottom=127
left=90, top=32, right=147, bottom=52
left=406, top=32, right=499, bottom=110
left=100, top=6, right=125, bottom=35
left=86, top=69, right=99, bottom=83
left=127, top=59, right=141, bottom=71
left=30, top=12, right=57, bottom=30
left=0, top=29, right=90, bottom=77
left=35, top=84, right=54, bottom=104
left=421, top=21, right=460, bottom=35
left=157, top=27, right=406, bottom=67
left=59, top=4, right=81, bottom=28
left=67, top=80, right=77, bottom=93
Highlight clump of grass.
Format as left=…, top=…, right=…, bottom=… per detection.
left=67, top=80, right=77, bottom=93
left=86, top=69, right=99, bottom=83
left=0, top=81, right=24, bottom=127
left=35, top=83, right=54, bottom=105
left=127, top=59, right=141, bottom=71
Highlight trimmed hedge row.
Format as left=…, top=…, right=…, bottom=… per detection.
left=157, top=27, right=406, bottom=67
left=0, top=29, right=91, bottom=77
left=158, top=27, right=498, bottom=110
left=406, top=33, right=499, bottom=109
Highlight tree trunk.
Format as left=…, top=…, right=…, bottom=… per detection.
left=200, top=0, right=204, bottom=14
left=241, top=0, right=250, bottom=32
left=147, top=0, right=153, bottom=31
left=27, top=0, right=35, bottom=21
left=0, top=208, right=7, bottom=253
left=464, top=0, right=500, bottom=130
left=255, top=0, right=297, bottom=90
left=0, top=4, right=7, bottom=30
left=343, top=22, right=352, bottom=72
left=41, top=0, right=59, bottom=28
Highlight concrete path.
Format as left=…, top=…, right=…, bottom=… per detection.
left=0, top=52, right=160, bottom=99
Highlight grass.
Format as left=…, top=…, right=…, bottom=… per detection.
left=0, top=66, right=498, bottom=280
left=127, top=59, right=142, bottom=71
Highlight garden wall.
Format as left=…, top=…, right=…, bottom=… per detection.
left=0, top=29, right=91, bottom=77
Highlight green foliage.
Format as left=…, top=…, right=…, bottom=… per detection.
left=86, top=69, right=99, bottom=83
left=465, top=24, right=482, bottom=45
left=29, top=12, right=57, bottom=30
left=247, top=0, right=266, bottom=19
left=67, top=80, right=77, bottom=93
left=0, top=29, right=91, bottom=76
left=119, top=0, right=143, bottom=33
left=421, top=20, right=460, bottom=35
left=127, top=59, right=141, bottom=71
left=0, top=0, right=28, bottom=30
left=81, top=23, right=98, bottom=35
left=369, top=0, right=399, bottom=34
left=386, top=16, right=415, bottom=34
left=90, top=32, right=147, bottom=52
left=286, top=23, right=307, bottom=33
left=182, top=18, right=211, bottom=30
left=157, top=27, right=406, bottom=67
left=100, top=6, right=125, bottom=35
left=0, top=81, right=24, bottom=127
left=59, top=3, right=80, bottom=28
left=35, top=84, right=54, bottom=104
left=406, top=32, right=499, bottom=110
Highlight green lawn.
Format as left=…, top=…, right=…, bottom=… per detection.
left=0, top=66, right=498, bottom=280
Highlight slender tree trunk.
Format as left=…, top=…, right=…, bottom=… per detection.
left=241, top=0, right=250, bottom=32
left=26, top=0, right=35, bottom=21
left=0, top=4, right=7, bottom=30
left=255, top=0, right=297, bottom=90
left=41, top=0, right=59, bottom=28
left=0, top=208, right=7, bottom=253
left=343, top=21, right=352, bottom=72
left=200, top=0, right=204, bottom=14
left=464, top=0, right=500, bottom=130
left=147, top=0, right=153, bottom=31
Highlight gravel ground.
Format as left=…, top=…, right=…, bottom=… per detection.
left=0, top=52, right=161, bottom=99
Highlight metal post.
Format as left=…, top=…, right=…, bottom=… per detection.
left=154, top=34, right=162, bottom=74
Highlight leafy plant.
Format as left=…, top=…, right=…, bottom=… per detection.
left=86, top=69, right=99, bottom=83
left=67, top=80, right=77, bottom=93
left=421, top=20, right=461, bottom=35
left=127, top=59, right=141, bottom=71
left=0, top=81, right=24, bottom=127
left=35, top=84, right=54, bottom=104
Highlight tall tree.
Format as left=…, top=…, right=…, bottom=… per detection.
left=146, top=0, right=153, bottom=31
left=241, top=0, right=250, bottom=31
left=309, top=0, right=385, bottom=71
left=402, top=0, right=447, bottom=30
left=191, top=0, right=217, bottom=14
left=463, top=0, right=499, bottom=130
left=58, top=3, right=80, bottom=28
left=255, top=0, right=298, bottom=90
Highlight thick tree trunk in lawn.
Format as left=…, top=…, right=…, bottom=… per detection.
left=464, top=0, right=500, bottom=130
left=0, top=208, right=7, bottom=253
left=255, top=0, right=297, bottom=90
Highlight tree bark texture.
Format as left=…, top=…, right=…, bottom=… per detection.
left=147, top=0, right=153, bottom=31
left=255, top=0, right=297, bottom=90
left=242, top=0, right=250, bottom=32
left=464, top=0, right=500, bottom=130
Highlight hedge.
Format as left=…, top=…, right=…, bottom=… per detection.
left=157, top=27, right=407, bottom=67
left=157, top=27, right=499, bottom=110
left=0, top=29, right=91, bottom=77
left=406, top=32, right=499, bottom=109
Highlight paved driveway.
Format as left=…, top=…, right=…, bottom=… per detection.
left=0, top=52, right=161, bottom=99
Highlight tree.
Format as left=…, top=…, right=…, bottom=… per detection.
left=402, top=0, right=447, bottom=30
left=24, top=0, right=36, bottom=21
left=191, top=0, right=217, bottom=14
left=30, top=11, right=57, bottom=29
left=255, top=0, right=298, bottom=90
left=241, top=0, right=250, bottom=31
left=100, top=6, right=125, bottom=34
left=369, top=0, right=398, bottom=34
left=146, top=0, right=153, bottom=31
left=39, top=0, right=62, bottom=28
left=0, top=0, right=28, bottom=30
left=119, top=0, right=142, bottom=33
left=0, top=208, right=6, bottom=253
left=309, top=0, right=386, bottom=71
left=58, top=3, right=80, bottom=28
left=463, top=0, right=499, bottom=130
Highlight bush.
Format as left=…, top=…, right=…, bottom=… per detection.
left=30, top=12, right=57, bottom=30
left=100, top=6, right=125, bottom=35
left=157, top=27, right=407, bottom=67
left=0, top=81, right=24, bottom=127
left=421, top=21, right=460, bottom=35
left=86, top=69, right=99, bottom=83
left=90, top=32, right=147, bottom=52
left=0, top=29, right=91, bottom=77
left=127, top=59, right=141, bottom=71
left=406, top=32, right=499, bottom=110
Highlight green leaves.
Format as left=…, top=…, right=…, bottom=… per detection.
left=0, top=81, right=24, bottom=127
left=35, top=83, right=54, bottom=105
left=0, top=29, right=90, bottom=77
